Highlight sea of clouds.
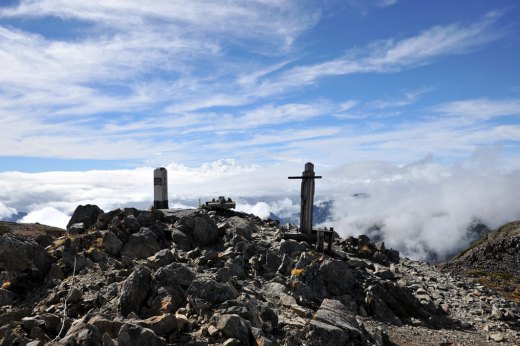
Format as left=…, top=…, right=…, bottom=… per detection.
left=1, top=150, right=519, bottom=261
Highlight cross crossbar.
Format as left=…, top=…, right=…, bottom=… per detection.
left=288, top=176, right=322, bottom=179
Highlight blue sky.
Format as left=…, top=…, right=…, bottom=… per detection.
left=0, top=0, right=519, bottom=171
left=1, top=1, right=520, bottom=260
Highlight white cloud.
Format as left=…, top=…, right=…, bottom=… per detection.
left=236, top=201, right=271, bottom=219
left=0, top=201, right=17, bottom=219
left=253, top=12, right=502, bottom=96
left=19, top=207, right=70, bottom=229
left=433, top=98, right=520, bottom=119
left=324, top=150, right=520, bottom=260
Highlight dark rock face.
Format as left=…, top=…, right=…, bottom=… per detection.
left=121, top=228, right=161, bottom=260
left=0, top=236, right=53, bottom=275
left=0, top=236, right=54, bottom=294
left=171, top=228, right=192, bottom=251
left=102, top=231, right=123, bottom=256
left=119, top=267, right=154, bottom=317
left=187, top=278, right=238, bottom=304
left=212, top=314, right=252, bottom=346
left=309, top=299, right=366, bottom=345
left=118, top=323, right=167, bottom=346
left=155, top=263, right=195, bottom=288
left=192, top=216, right=219, bottom=247
left=67, top=204, right=104, bottom=230
left=226, top=216, right=255, bottom=241
left=96, top=209, right=122, bottom=230
left=317, top=259, right=356, bottom=296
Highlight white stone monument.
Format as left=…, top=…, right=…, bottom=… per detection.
left=153, top=167, right=168, bottom=209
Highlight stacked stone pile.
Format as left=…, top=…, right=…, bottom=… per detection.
left=0, top=205, right=519, bottom=345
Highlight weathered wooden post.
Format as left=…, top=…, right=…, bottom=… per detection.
left=288, top=162, right=322, bottom=235
left=153, top=167, right=168, bottom=209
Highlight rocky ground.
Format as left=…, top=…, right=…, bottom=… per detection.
left=440, top=221, right=520, bottom=304
left=1, top=205, right=519, bottom=345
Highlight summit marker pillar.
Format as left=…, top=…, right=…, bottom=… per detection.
left=153, top=167, right=168, bottom=209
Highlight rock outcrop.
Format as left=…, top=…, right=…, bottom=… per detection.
left=1, top=206, right=519, bottom=345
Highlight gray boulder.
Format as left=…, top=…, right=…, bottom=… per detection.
left=279, top=239, right=306, bottom=257
left=61, top=320, right=102, bottom=346
left=102, top=231, right=123, bottom=256
left=119, top=267, right=154, bottom=317
left=258, top=306, right=278, bottom=334
left=187, top=278, right=238, bottom=304
left=309, top=299, right=367, bottom=345
left=309, top=320, right=349, bottom=346
left=171, top=228, right=193, bottom=251
left=147, top=249, right=176, bottom=269
left=0, top=236, right=53, bottom=277
left=227, top=216, right=256, bottom=240
left=154, top=262, right=196, bottom=288
left=67, top=222, right=85, bottom=234
left=192, top=216, right=219, bottom=246
left=96, top=209, right=122, bottom=230
left=212, top=314, right=252, bottom=346
left=118, top=323, right=167, bottom=346
left=67, top=204, right=103, bottom=230
left=317, top=259, right=356, bottom=296
left=0, top=288, right=15, bottom=307
left=123, top=215, right=141, bottom=234
left=121, top=228, right=161, bottom=260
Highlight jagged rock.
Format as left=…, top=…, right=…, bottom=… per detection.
left=122, top=215, right=141, bottom=234
left=102, top=231, right=123, bottom=256
left=67, top=287, right=83, bottom=304
left=227, top=216, right=255, bottom=240
left=171, top=228, right=193, bottom=251
left=96, top=209, right=121, bottom=230
left=41, top=312, right=63, bottom=335
left=309, top=320, right=351, bottom=346
left=212, top=314, right=252, bottom=346
left=279, top=239, right=306, bottom=257
left=147, top=249, right=176, bottom=269
left=187, top=278, right=239, bottom=304
left=0, top=236, right=53, bottom=275
left=121, top=228, right=161, bottom=260
left=61, top=322, right=102, bottom=345
left=263, top=251, right=282, bottom=274
left=119, top=267, right=154, bottom=317
left=89, top=315, right=123, bottom=339
left=26, top=341, right=44, bottom=346
left=67, top=222, right=86, bottom=234
left=154, top=262, right=196, bottom=288
left=192, top=216, right=219, bottom=246
left=216, top=261, right=246, bottom=282
left=258, top=306, right=278, bottom=333
left=138, top=314, right=178, bottom=337
left=312, top=299, right=366, bottom=345
left=317, top=258, right=356, bottom=296
left=0, top=288, right=15, bottom=307
left=67, top=204, right=104, bottom=230
left=118, top=323, right=167, bottom=346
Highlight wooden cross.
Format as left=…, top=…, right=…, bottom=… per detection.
left=288, top=162, right=322, bottom=235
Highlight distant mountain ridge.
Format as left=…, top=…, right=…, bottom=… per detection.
left=0, top=211, right=27, bottom=222
left=269, top=200, right=333, bottom=226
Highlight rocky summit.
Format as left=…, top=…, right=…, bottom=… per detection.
left=1, top=206, right=520, bottom=345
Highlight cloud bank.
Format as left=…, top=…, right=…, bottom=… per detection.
left=1, top=151, right=520, bottom=261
